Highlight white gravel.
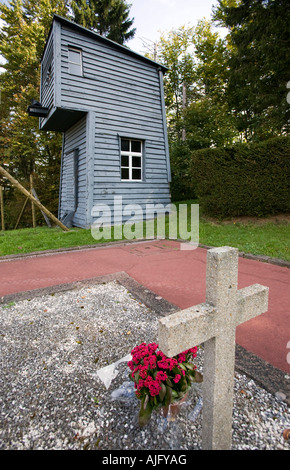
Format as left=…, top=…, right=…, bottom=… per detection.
left=0, top=281, right=289, bottom=451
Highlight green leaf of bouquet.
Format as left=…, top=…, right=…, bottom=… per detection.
left=164, top=386, right=172, bottom=406
left=138, top=401, right=153, bottom=427
left=187, top=369, right=195, bottom=378
left=184, top=362, right=195, bottom=370
left=159, top=382, right=167, bottom=402
left=172, top=389, right=179, bottom=399
left=180, top=382, right=187, bottom=392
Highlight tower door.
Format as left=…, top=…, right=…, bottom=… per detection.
left=61, top=149, right=79, bottom=223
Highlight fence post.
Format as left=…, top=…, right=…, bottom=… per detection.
left=0, top=185, right=5, bottom=231
left=30, top=174, right=36, bottom=228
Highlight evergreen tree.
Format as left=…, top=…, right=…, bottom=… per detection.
left=71, top=0, right=136, bottom=44
left=69, top=0, right=94, bottom=29
left=0, top=0, right=70, bottom=228
left=213, top=0, right=290, bottom=141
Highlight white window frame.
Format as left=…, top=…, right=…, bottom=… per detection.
left=120, top=139, right=143, bottom=181
left=68, top=47, right=83, bottom=76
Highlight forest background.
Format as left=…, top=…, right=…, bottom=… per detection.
left=0, top=0, right=289, bottom=229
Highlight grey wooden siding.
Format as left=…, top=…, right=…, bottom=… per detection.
left=59, top=25, right=171, bottom=226
left=40, top=29, right=54, bottom=112
left=59, top=116, right=87, bottom=227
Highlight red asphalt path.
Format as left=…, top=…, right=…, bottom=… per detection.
left=0, top=239, right=289, bottom=373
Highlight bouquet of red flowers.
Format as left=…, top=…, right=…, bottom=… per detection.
left=128, top=342, right=200, bottom=426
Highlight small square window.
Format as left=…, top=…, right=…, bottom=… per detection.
left=131, top=140, right=142, bottom=153
left=68, top=47, right=82, bottom=76
left=121, top=139, right=130, bottom=152
left=69, top=49, right=81, bottom=64
left=121, top=155, right=129, bottom=167
left=132, top=156, right=141, bottom=168
left=121, top=168, right=129, bottom=180
left=120, top=139, right=143, bottom=181
left=132, top=168, right=141, bottom=180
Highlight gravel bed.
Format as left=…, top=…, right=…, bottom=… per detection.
left=0, top=281, right=289, bottom=451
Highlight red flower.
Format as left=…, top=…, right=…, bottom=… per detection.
left=148, top=380, right=162, bottom=397
left=156, top=371, right=168, bottom=382
left=173, top=374, right=181, bottom=383
left=177, top=353, right=186, bottom=363
left=148, top=343, right=158, bottom=354
left=157, top=359, right=170, bottom=369
left=128, top=360, right=135, bottom=370
left=139, top=366, right=148, bottom=379
left=168, top=358, right=178, bottom=370
left=129, top=342, right=198, bottom=404
left=137, top=379, right=145, bottom=390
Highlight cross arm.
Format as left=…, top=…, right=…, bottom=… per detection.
left=236, top=283, right=269, bottom=326
left=158, top=302, right=216, bottom=357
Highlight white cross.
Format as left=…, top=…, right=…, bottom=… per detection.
left=158, top=246, right=269, bottom=450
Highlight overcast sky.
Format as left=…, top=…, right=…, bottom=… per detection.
left=128, top=0, right=220, bottom=54
left=0, top=0, right=221, bottom=63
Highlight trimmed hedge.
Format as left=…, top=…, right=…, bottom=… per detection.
left=169, top=142, right=196, bottom=201
left=189, top=136, right=290, bottom=218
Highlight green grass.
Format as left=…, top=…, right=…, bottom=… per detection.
left=198, top=218, right=289, bottom=261
left=0, top=201, right=289, bottom=261
left=0, top=226, right=100, bottom=257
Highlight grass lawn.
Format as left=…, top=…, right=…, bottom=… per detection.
left=0, top=201, right=289, bottom=261
left=198, top=217, right=289, bottom=261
